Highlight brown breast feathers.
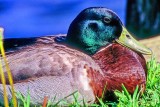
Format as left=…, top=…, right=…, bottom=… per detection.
left=92, top=43, right=147, bottom=94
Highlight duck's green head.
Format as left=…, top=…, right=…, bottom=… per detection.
left=66, top=7, right=151, bottom=55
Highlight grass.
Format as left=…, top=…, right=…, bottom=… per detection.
left=0, top=28, right=160, bottom=106
left=114, top=57, right=160, bottom=107
left=0, top=28, right=17, bottom=107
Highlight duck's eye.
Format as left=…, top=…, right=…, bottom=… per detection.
left=104, top=17, right=111, bottom=23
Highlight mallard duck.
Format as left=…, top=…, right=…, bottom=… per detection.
left=0, top=7, right=151, bottom=105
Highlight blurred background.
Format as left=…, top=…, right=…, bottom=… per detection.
left=0, top=0, right=160, bottom=39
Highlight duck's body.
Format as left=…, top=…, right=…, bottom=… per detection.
left=1, top=35, right=146, bottom=105
left=0, top=7, right=151, bottom=105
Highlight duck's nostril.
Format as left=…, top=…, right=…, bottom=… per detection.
left=126, top=35, right=131, bottom=39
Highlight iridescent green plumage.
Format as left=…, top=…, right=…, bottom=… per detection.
left=65, top=7, right=122, bottom=55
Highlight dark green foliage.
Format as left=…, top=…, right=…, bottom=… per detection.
left=126, top=0, right=160, bottom=39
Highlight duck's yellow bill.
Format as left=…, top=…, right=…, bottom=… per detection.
left=115, top=26, right=152, bottom=55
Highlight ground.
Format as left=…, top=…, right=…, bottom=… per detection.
left=140, top=35, right=160, bottom=61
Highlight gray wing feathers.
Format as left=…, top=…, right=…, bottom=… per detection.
left=0, top=36, right=102, bottom=105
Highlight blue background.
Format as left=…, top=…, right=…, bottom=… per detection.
left=0, top=0, right=126, bottom=38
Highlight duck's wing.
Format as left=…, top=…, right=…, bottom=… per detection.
left=1, top=35, right=103, bottom=105
left=2, top=35, right=102, bottom=84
